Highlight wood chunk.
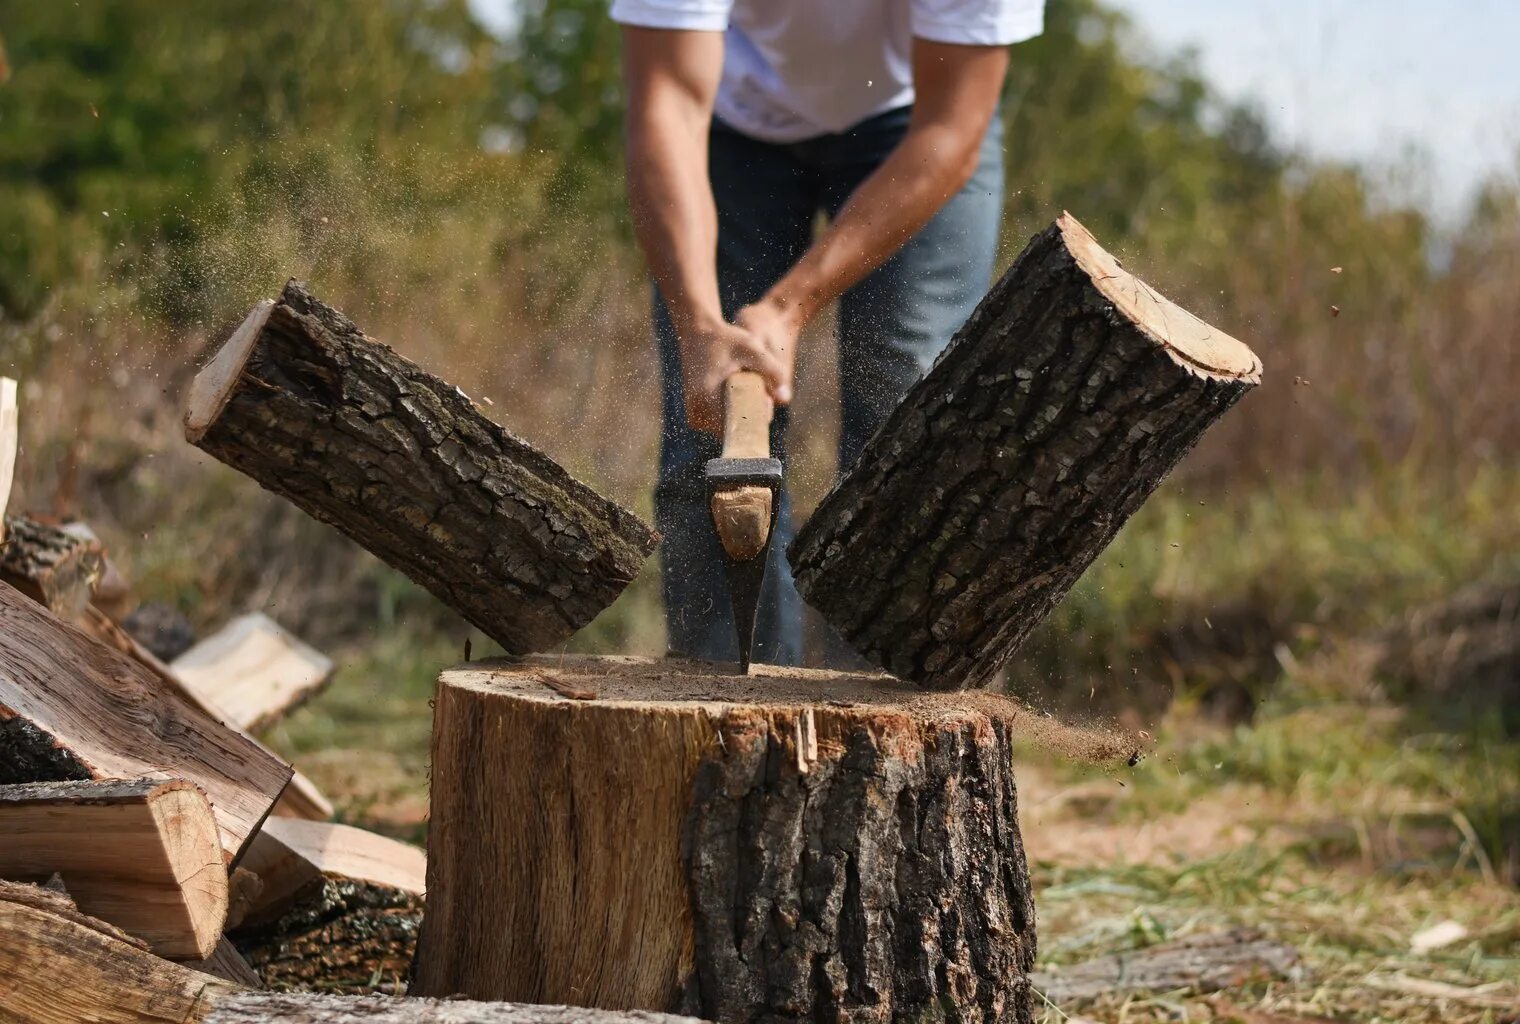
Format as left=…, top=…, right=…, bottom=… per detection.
left=0, top=377, right=15, bottom=546
left=171, top=612, right=335, bottom=733
left=202, top=993, right=710, bottom=1024
left=0, top=585, right=293, bottom=862
left=184, top=281, right=658, bottom=654
left=790, top=213, right=1262, bottom=690
left=0, top=778, right=228, bottom=958
left=233, top=818, right=426, bottom=993
left=0, top=515, right=104, bottom=618
left=183, top=937, right=263, bottom=988
left=412, top=656, right=1036, bottom=1023
left=1030, top=928, right=1300, bottom=1006
left=0, top=878, right=236, bottom=1023
left=224, top=868, right=264, bottom=932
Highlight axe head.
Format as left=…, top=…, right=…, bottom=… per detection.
left=704, top=456, right=783, bottom=673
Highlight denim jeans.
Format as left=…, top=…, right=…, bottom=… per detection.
left=654, top=105, right=1004, bottom=665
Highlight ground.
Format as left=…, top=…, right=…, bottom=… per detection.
left=264, top=628, right=1520, bottom=1024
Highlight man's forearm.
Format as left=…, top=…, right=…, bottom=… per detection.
left=625, top=105, right=723, bottom=335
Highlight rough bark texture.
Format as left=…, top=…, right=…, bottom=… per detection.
left=185, top=281, right=657, bottom=654
left=233, top=877, right=422, bottom=995
left=0, top=514, right=105, bottom=618
left=0, top=582, right=293, bottom=862
left=1028, top=928, right=1299, bottom=1006
left=202, top=993, right=709, bottom=1024
left=789, top=214, right=1262, bottom=690
left=413, top=657, right=1036, bottom=1024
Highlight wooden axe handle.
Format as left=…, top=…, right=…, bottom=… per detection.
left=711, top=371, right=775, bottom=562
left=721, top=371, right=773, bottom=460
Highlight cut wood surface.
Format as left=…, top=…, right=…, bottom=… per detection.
left=1030, top=928, right=1300, bottom=1005
left=170, top=612, right=334, bottom=733
left=413, top=656, right=1038, bottom=1023
left=237, top=816, right=425, bottom=926
left=0, top=376, right=15, bottom=545
left=184, top=280, right=658, bottom=654
left=0, top=778, right=228, bottom=958
left=234, top=817, right=427, bottom=992
left=201, top=993, right=709, bottom=1024
left=790, top=213, right=1262, bottom=690
left=0, top=514, right=104, bottom=618
left=0, top=584, right=293, bottom=862
left=0, top=878, right=235, bottom=1023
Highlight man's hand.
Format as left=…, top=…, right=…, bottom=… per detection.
left=680, top=311, right=795, bottom=436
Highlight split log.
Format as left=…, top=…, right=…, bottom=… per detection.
left=77, top=603, right=335, bottom=822
left=171, top=612, right=335, bottom=733
left=0, top=584, right=293, bottom=861
left=0, top=878, right=237, bottom=1023
left=201, top=993, right=709, bottom=1024
left=184, top=280, right=658, bottom=653
left=0, top=778, right=228, bottom=958
left=0, top=376, right=15, bottom=545
left=1029, top=928, right=1299, bottom=1006
left=0, top=514, right=104, bottom=618
left=185, top=937, right=263, bottom=988
left=234, top=818, right=427, bottom=993
left=413, top=656, right=1037, bottom=1024
left=789, top=213, right=1262, bottom=690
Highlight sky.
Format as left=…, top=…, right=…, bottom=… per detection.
left=470, top=0, right=1520, bottom=219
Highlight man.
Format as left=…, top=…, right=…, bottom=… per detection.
left=616, top=0, right=1044, bottom=665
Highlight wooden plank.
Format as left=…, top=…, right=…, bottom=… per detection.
left=0, top=584, right=293, bottom=862
left=171, top=612, right=334, bottom=733
left=0, top=377, right=15, bottom=546
left=0, top=778, right=227, bottom=958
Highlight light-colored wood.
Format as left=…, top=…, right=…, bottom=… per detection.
left=201, top=993, right=708, bottom=1024
left=223, top=868, right=263, bottom=932
left=0, top=778, right=228, bottom=958
left=709, top=371, right=775, bottom=562
left=184, top=300, right=275, bottom=442
left=237, top=817, right=425, bottom=926
left=171, top=612, right=335, bottom=733
left=0, top=878, right=235, bottom=1023
left=183, top=937, right=262, bottom=988
left=0, top=376, right=16, bottom=546
left=411, top=656, right=1090, bottom=1019
left=0, top=586, right=293, bottom=863
left=76, top=604, right=334, bottom=823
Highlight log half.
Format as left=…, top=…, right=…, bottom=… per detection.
left=184, top=281, right=657, bottom=653
left=789, top=213, right=1262, bottom=690
left=412, top=656, right=1037, bottom=1024
left=0, top=778, right=228, bottom=958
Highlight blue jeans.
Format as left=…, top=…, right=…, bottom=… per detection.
left=654, top=106, right=1004, bottom=665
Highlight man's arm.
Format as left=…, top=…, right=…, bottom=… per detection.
left=622, top=26, right=792, bottom=435
left=735, top=40, right=1009, bottom=360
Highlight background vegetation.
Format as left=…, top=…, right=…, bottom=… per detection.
left=1, top=2, right=1516, bottom=1017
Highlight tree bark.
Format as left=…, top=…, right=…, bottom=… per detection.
left=183, top=281, right=657, bottom=654
left=0, top=583, right=293, bottom=862
left=232, top=818, right=427, bottom=993
left=201, top=993, right=708, bottom=1024
left=170, top=612, right=334, bottom=734
left=0, top=778, right=228, bottom=959
left=413, top=656, right=1037, bottom=1024
left=1, top=515, right=104, bottom=619
left=789, top=213, right=1262, bottom=691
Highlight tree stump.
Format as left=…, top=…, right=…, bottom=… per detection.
left=413, top=656, right=1038, bottom=1024
left=789, top=213, right=1262, bottom=690
left=184, top=281, right=657, bottom=654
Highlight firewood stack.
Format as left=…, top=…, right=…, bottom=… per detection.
left=0, top=216, right=1259, bottom=1024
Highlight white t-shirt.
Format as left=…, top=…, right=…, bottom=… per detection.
left=610, top=0, right=1045, bottom=143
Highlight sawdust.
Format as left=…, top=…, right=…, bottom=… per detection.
left=448, top=655, right=1142, bottom=768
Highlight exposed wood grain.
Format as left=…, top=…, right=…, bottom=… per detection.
left=184, top=281, right=657, bottom=654
left=0, top=778, right=228, bottom=958
left=790, top=212, right=1261, bottom=690
left=413, top=656, right=1036, bottom=1023
left=183, top=937, right=262, bottom=988
left=170, top=612, right=334, bottom=733
left=0, top=584, right=293, bottom=862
